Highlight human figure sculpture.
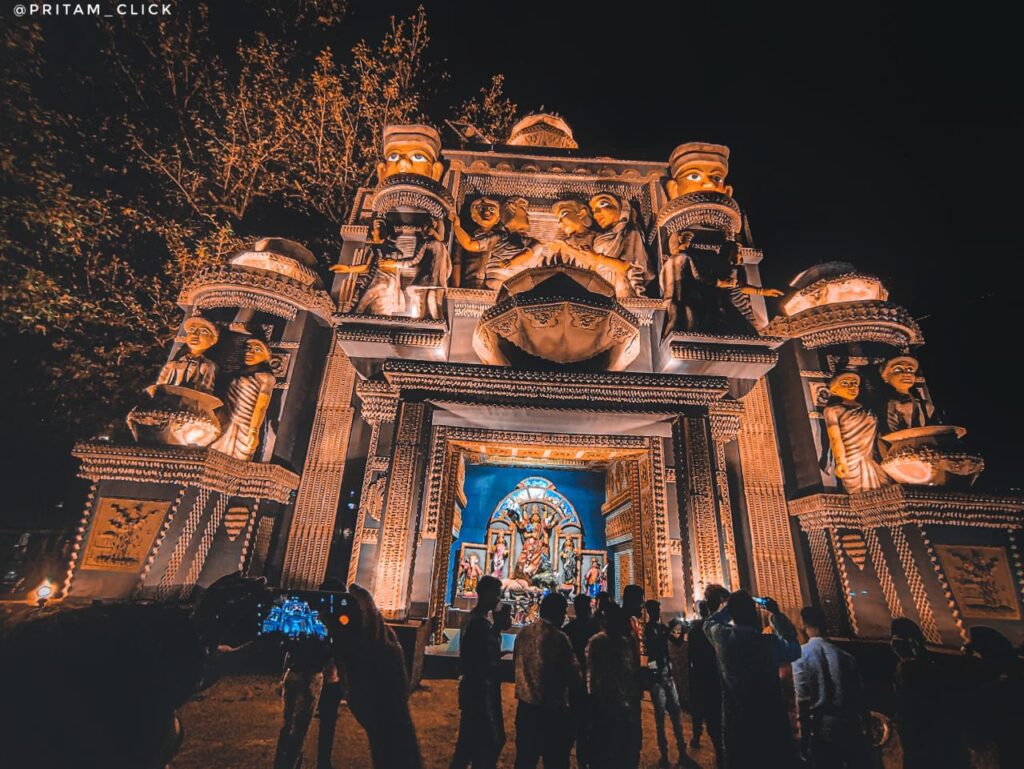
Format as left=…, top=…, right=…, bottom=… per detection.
left=149, top=315, right=219, bottom=395
left=210, top=338, right=276, bottom=461
left=585, top=557, right=603, bottom=598
left=450, top=196, right=539, bottom=290
left=331, top=217, right=404, bottom=316
left=333, top=215, right=451, bottom=320
left=822, top=371, right=890, bottom=494
left=376, top=124, right=443, bottom=183
left=559, top=539, right=579, bottom=588
left=546, top=198, right=641, bottom=298
left=490, top=534, right=509, bottom=579
left=665, top=142, right=734, bottom=200
left=661, top=229, right=782, bottom=336
left=588, top=192, right=651, bottom=294
left=879, top=356, right=933, bottom=432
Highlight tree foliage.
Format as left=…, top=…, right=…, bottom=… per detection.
left=0, top=3, right=517, bottom=518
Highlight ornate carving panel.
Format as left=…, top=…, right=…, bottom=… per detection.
left=934, top=544, right=1021, bottom=621
left=890, top=525, right=942, bottom=644
left=79, top=498, right=171, bottom=574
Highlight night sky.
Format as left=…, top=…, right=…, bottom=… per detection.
left=8, top=2, right=1022, bottom=530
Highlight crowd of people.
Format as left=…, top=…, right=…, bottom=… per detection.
left=447, top=579, right=1024, bottom=769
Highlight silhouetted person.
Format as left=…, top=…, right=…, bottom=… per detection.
left=963, top=625, right=1024, bottom=769
left=274, top=631, right=335, bottom=769
left=890, top=618, right=968, bottom=769
left=667, top=619, right=689, bottom=712
left=594, top=591, right=614, bottom=629
left=564, top=593, right=600, bottom=769
left=451, top=575, right=510, bottom=769
left=645, top=599, right=697, bottom=769
left=792, top=606, right=869, bottom=769
left=704, top=591, right=801, bottom=769
left=687, top=584, right=729, bottom=765
left=317, top=577, right=346, bottom=769
left=586, top=604, right=642, bottom=769
left=513, top=592, right=582, bottom=769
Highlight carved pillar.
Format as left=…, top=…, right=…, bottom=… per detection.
left=736, top=378, right=804, bottom=618
left=281, top=340, right=357, bottom=589
left=709, top=402, right=743, bottom=590
left=372, top=400, right=432, bottom=618
left=677, top=416, right=725, bottom=600
left=889, top=524, right=942, bottom=644
left=806, top=528, right=846, bottom=634
left=862, top=527, right=905, bottom=622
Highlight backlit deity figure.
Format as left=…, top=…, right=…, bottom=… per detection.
left=823, top=371, right=890, bottom=494
left=490, top=534, right=509, bottom=579
left=880, top=356, right=933, bottom=432
left=451, top=196, right=540, bottom=290
left=210, top=338, right=276, bottom=461
left=457, top=552, right=483, bottom=596
left=665, top=141, right=734, bottom=200
left=588, top=192, right=651, bottom=294
left=585, top=557, right=603, bottom=598
left=377, top=124, right=444, bottom=183
left=149, top=315, right=219, bottom=395
left=559, top=539, right=579, bottom=589
left=513, top=535, right=544, bottom=582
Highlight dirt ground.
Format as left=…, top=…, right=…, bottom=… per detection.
left=172, top=674, right=720, bottom=769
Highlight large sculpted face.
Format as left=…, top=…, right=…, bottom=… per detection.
left=470, top=198, right=501, bottom=230
left=244, top=339, right=271, bottom=367
left=672, top=160, right=732, bottom=197
left=378, top=141, right=442, bottom=182
left=882, top=357, right=919, bottom=394
left=553, top=200, right=591, bottom=236
left=829, top=372, right=861, bottom=402
left=588, top=193, right=621, bottom=230
left=183, top=318, right=218, bottom=355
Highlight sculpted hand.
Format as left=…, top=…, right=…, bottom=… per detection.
left=377, top=259, right=399, bottom=275
left=330, top=263, right=370, bottom=275
left=835, top=459, right=849, bottom=478
left=760, top=287, right=784, bottom=297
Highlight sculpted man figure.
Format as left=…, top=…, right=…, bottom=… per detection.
left=823, top=371, right=890, bottom=494
left=588, top=192, right=651, bottom=294
left=211, top=338, right=276, bottom=461
left=450, top=196, right=540, bottom=290
left=546, top=199, right=639, bottom=298
left=879, top=356, right=933, bottom=432
left=150, top=315, right=219, bottom=395
left=377, top=124, right=444, bottom=183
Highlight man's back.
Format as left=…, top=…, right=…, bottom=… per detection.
left=513, top=618, right=580, bottom=710
left=564, top=615, right=600, bottom=670
left=792, top=636, right=861, bottom=717
left=586, top=630, right=641, bottom=711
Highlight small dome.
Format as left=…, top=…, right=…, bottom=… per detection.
left=506, top=114, right=578, bottom=149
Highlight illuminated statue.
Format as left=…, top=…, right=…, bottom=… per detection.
left=149, top=316, right=219, bottom=395
left=130, top=315, right=223, bottom=447
left=665, top=142, right=733, bottom=200
left=588, top=192, right=651, bottom=293
left=660, top=229, right=781, bottom=335
left=457, top=552, right=483, bottom=596
left=450, top=196, right=540, bottom=290
left=490, top=534, right=509, bottom=579
left=880, top=356, right=933, bottom=432
left=547, top=199, right=639, bottom=298
left=823, top=371, right=890, bottom=494
left=559, top=539, right=579, bottom=588
left=210, top=338, right=276, bottom=461
left=585, top=557, right=603, bottom=598
left=331, top=217, right=403, bottom=316
left=377, top=124, right=443, bottom=183
left=333, top=216, right=451, bottom=320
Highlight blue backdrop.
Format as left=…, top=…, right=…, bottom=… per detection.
left=447, top=464, right=607, bottom=603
